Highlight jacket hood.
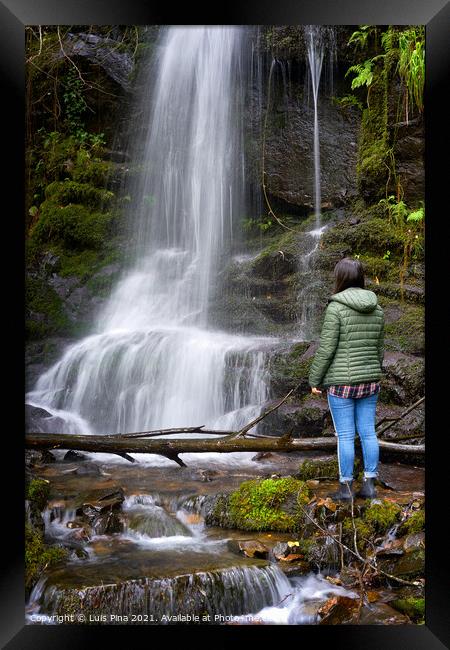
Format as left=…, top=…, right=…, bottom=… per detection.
left=330, top=287, right=378, bottom=313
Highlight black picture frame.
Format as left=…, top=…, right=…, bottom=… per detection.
left=1, top=0, right=449, bottom=647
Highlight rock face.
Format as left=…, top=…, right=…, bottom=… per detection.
left=56, top=33, right=134, bottom=90
left=263, top=99, right=360, bottom=210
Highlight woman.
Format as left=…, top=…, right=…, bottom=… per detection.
left=308, top=257, right=384, bottom=501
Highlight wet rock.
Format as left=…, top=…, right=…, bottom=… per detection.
left=380, top=352, right=424, bottom=405
left=375, top=538, right=404, bottom=557
left=75, top=464, right=102, bottom=476
left=63, top=450, right=87, bottom=462
left=25, top=448, right=55, bottom=467
left=356, top=601, right=411, bottom=625
left=317, top=595, right=359, bottom=624
left=227, top=539, right=269, bottom=559
left=403, top=531, right=425, bottom=552
left=259, top=399, right=330, bottom=438
left=366, top=279, right=424, bottom=304
left=47, top=274, right=79, bottom=300
left=276, top=561, right=310, bottom=577
left=40, top=251, right=61, bottom=275
left=78, top=487, right=125, bottom=535
left=263, top=97, right=359, bottom=210
left=378, top=544, right=425, bottom=579
left=252, top=452, right=274, bottom=461
left=25, top=403, right=67, bottom=434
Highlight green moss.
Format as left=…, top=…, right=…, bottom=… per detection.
left=227, top=477, right=311, bottom=532
left=363, top=499, right=402, bottom=533
left=389, top=597, right=425, bottom=623
left=400, top=509, right=425, bottom=535
left=385, top=304, right=425, bottom=355
left=45, top=179, right=114, bottom=208
left=25, top=478, right=50, bottom=511
left=322, top=217, right=405, bottom=258
left=25, top=522, right=68, bottom=594
left=31, top=201, right=114, bottom=250
left=356, top=55, right=391, bottom=202
left=297, top=458, right=338, bottom=480
left=342, top=517, right=374, bottom=551
left=26, top=276, right=71, bottom=339
left=358, top=254, right=393, bottom=281
left=297, top=457, right=363, bottom=481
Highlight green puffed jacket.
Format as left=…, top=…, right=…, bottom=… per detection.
left=308, top=287, right=384, bottom=388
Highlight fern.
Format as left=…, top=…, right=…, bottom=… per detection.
left=345, top=60, right=374, bottom=90
left=406, top=207, right=424, bottom=222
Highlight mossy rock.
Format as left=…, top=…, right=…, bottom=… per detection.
left=362, top=499, right=402, bottom=533
left=25, top=477, right=51, bottom=511
left=269, top=343, right=312, bottom=395
left=44, top=179, right=114, bottom=209
left=207, top=478, right=311, bottom=533
left=398, top=509, right=425, bottom=536
left=26, top=276, right=71, bottom=339
left=25, top=522, right=69, bottom=596
left=321, top=217, right=405, bottom=258
left=357, top=140, right=390, bottom=201
left=389, top=597, right=425, bottom=624
left=296, top=457, right=363, bottom=481
left=30, top=201, right=114, bottom=250
left=384, top=303, right=424, bottom=355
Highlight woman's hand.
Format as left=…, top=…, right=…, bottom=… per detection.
left=311, top=387, right=322, bottom=395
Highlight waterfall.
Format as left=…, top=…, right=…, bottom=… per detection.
left=304, top=25, right=325, bottom=229
left=27, top=27, right=275, bottom=451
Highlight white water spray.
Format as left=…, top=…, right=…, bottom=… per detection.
left=304, top=25, right=325, bottom=229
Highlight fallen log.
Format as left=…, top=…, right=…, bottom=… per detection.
left=25, top=431, right=424, bottom=466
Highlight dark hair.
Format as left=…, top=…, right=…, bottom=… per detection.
left=333, top=257, right=365, bottom=294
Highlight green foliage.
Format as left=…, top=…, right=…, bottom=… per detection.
left=345, top=59, right=374, bottom=90
left=363, top=499, right=402, bottom=533
left=242, top=216, right=274, bottom=233
left=332, top=94, right=363, bottom=111
left=348, top=25, right=378, bottom=51
left=62, top=67, right=89, bottom=137
left=397, top=27, right=425, bottom=116
left=406, top=207, right=424, bottom=223
left=228, top=477, right=311, bottom=532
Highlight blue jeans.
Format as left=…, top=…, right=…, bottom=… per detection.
left=327, top=391, right=379, bottom=482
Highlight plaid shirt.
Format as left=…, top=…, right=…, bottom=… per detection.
left=328, top=381, right=380, bottom=399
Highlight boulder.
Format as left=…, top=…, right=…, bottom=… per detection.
left=227, top=539, right=270, bottom=559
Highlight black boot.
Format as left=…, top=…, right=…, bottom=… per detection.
left=355, top=477, right=377, bottom=499
left=330, top=480, right=354, bottom=502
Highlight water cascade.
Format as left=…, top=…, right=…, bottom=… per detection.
left=304, top=25, right=325, bottom=229
left=303, top=25, right=336, bottom=229
left=27, top=27, right=276, bottom=459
